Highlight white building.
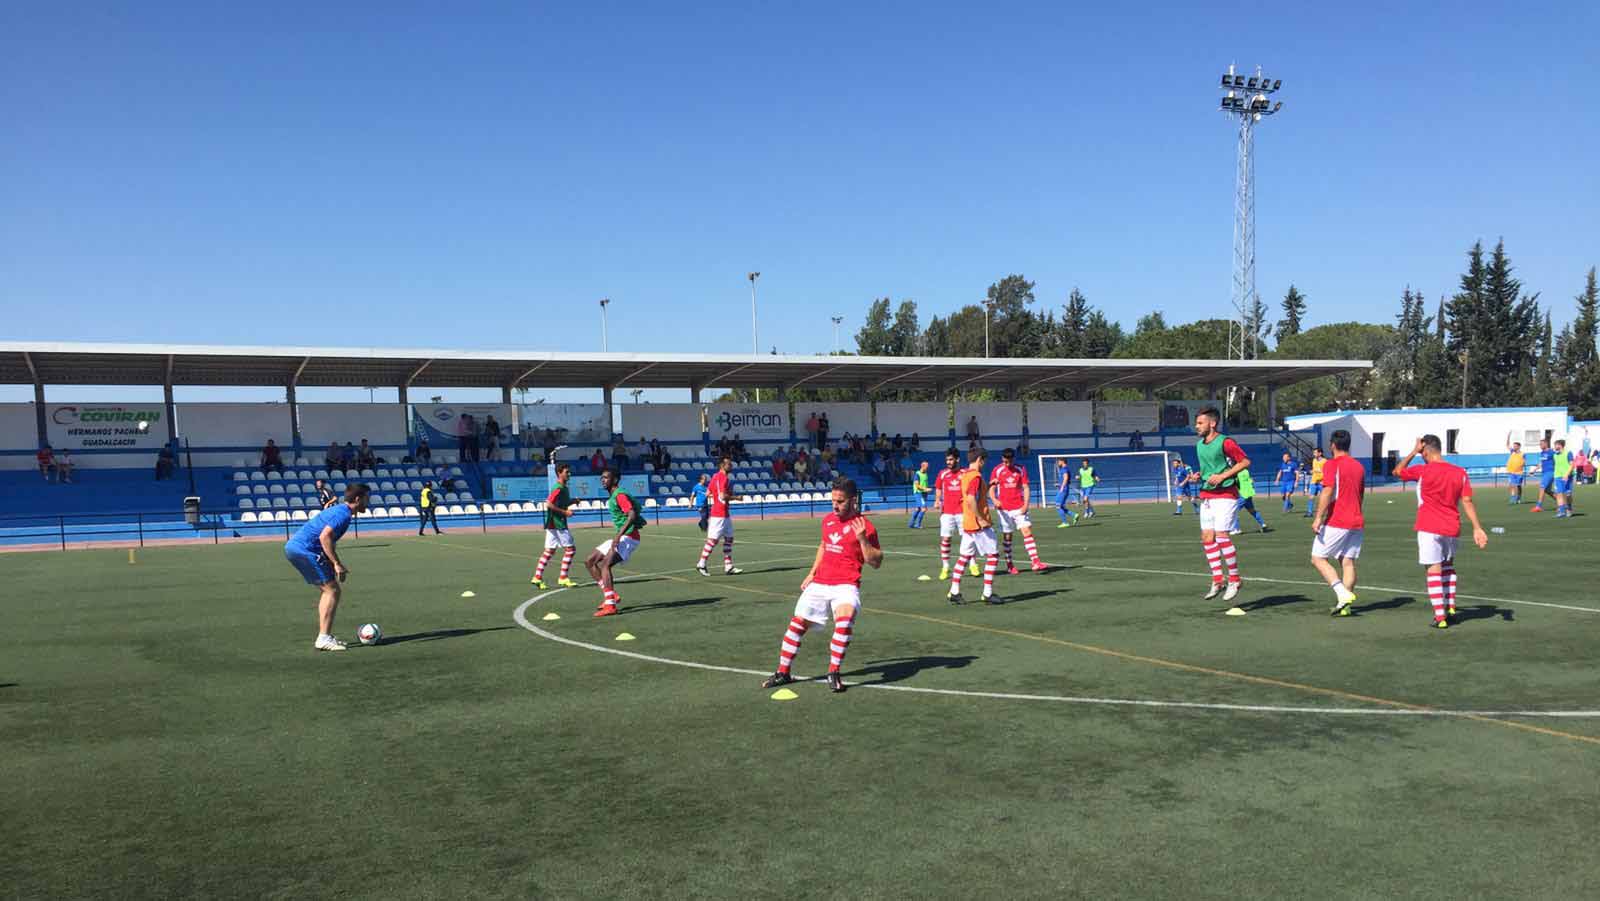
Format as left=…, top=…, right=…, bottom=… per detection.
left=1283, top=406, right=1574, bottom=473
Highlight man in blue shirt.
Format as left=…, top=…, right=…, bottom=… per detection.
left=1171, top=457, right=1199, bottom=515
left=691, top=473, right=710, bottom=531
left=283, top=483, right=371, bottom=651
left=1531, top=438, right=1557, bottom=513
left=1276, top=452, right=1298, bottom=512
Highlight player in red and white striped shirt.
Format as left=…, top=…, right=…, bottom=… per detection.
left=761, top=478, right=883, bottom=694
left=1309, top=429, right=1365, bottom=615
left=695, top=457, right=743, bottom=576
left=989, top=448, right=1047, bottom=574
left=1392, top=435, right=1489, bottom=629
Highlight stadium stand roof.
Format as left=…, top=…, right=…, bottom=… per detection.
left=0, top=342, right=1369, bottom=394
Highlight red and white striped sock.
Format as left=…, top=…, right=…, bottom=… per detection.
left=1426, top=571, right=1446, bottom=619
left=1202, top=541, right=1224, bottom=583
left=983, top=555, right=998, bottom=597
left=722, top=536, right=734, bottom=568
left=697, top=537, right=716, bottom=568
left=559, top=548, right=574, bottom=580
left=828, top=616, right=854, bottom=673
left=1441, top=563, right=1457, bottom=607
left=1022, top=533, right=1040, bottom=564
left=1003, top=534, right=1014, bottom=567
left=601, top=586, right=620, bottom=608
left=950, top=555, right=970, bottom=591
left=940, top=537, right=951, bottom=567
left=1216, top=535, right=1241, bottom=584
left=778, top=616, right=809, bottom=673
left=534, top=549, right=554, bottom=580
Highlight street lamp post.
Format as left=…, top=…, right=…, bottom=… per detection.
left=831, top=316, right=843, bottom=354
left=983, top=298, right=996, bottom=358
left=747, top=272, right=761, bottom=356
left=598, top=298, right=611, bottom=352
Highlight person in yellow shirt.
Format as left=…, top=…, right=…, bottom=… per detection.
left=1505, top=437, right=1526, bottom=505
left=1304, top=447, right=1327, bottom=518
left=417, top=480, right=443, bottom=536
left=947, top=448, right=1001, bottom=605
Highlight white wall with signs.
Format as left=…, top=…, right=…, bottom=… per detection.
left=518, top=404, right=612, bottom=444
left=299, top=404, right=408, bottom=448
left=1094, top=401, right=1160, bottom=433
left=411, top=403, right=513, bottom=446
left=178, top=403, right=294, bottom=466
left=1026, top=402, right=1094, bottom=435
left=45, top=403, right=171, bottom=464
left=953, top=402, right=1024, bottom=439
left=873, top=402, right=950, bottom=439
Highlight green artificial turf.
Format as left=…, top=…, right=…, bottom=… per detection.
left=2, top=494, right=1596, bottom=899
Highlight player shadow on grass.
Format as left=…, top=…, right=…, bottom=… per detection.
left=988, top=587, right=1071, bottom=606
left=1451, top=604, right=1514, bottom=624
left=1351, top=597, right=1415, bottom=615
left=1234, top=594, right=1312, bottom=612
left=844, top=655, right=978, bottom=686
left=618, top=596, right=721, bottom=615
left=378, top=626, right=516, bottom=645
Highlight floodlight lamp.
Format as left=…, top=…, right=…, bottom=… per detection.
left=1272, top=101, right=1283, bottom=112
left=1247, top=76, right=1259, bottom=89
left=1252, top=112, right=1261, bottom=122
left=1272, top=79, right=1282, bottom=90
left=1233, top=74, right=1245, bottom=87
left=1220, top=74, right=1232, bottom=87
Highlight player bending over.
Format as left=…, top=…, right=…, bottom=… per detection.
left=1054, top=458, right=1078, bottom=527
left=586, top=469, right=646, bottom=617
left=532, top=462, right=578, bottom=589
left=761, top=478, right=882, bottom=694
left=1171, top=457, right=1200, bottom=516
left=1190, top=407, right=1250, bottom=611
left=949, top=447, right=1002, bottom=605
left=696, top=456, right=744, bottom=576
left=990, top=448, right=1047, bottom=573
left=283, top=483, right=371, bottom=651
left=1310, top=429, right=1365, bottom=615
left=1276, top=452, right=1297, bottom=513
left=1393, top=435, right=1489, bottom=629
left=908, top=460, right=933, bottom=529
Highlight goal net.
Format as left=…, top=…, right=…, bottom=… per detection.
left=1037, top=451, right=1174, bottom=505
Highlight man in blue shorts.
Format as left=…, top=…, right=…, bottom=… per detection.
left=1053, top=458, right=1077, bottom=527
left=1171, top=457, right=1199, bottom=515
left=1531, top=438, right=1556, bottom=512
left=1276, top=452, right=1297, bottom=512
left=1076, top=459, right=1098, bottom=518
left=284, top=482, right=371, bottom=651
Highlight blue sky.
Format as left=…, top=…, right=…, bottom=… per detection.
left=2, top=2, right=1596, bottom=404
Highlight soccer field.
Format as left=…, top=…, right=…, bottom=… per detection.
left=3, top=498, right=1596, bottom=898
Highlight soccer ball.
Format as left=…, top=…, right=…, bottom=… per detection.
left=357, top=623, right=383, bottom=645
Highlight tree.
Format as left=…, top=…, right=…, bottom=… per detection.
left=889, top=300, right=920, bottom=356
left=1244, top=296, right=1273, bottom=359
left=1414, top=297, right=1458, bottom=408
left=1276, top=285, right=1307, bottom=341
left=1081, top=311, right=1124, bottom=359
left=1134, top=312, right=1167, bottom=338
left=854, top=298, right=894, bottom=356
left=1531, top=312, right=1555, bottom=405
left=1445, top=240, right=1541, bottom=405
left=1378, top=287, right=1429, bottom=407
left=1559, top=267, right=1600, bottom=419
left=1271, top=323, right=1397, bottom=416
left=984, top=274, right=1038, bottom=358
left=1114, top=318, right=1234, bottom=360
left=1058, top=288, right=1091, bottom=357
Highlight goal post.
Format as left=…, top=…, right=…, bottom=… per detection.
left=1037, top=451, right=1174, bottom=506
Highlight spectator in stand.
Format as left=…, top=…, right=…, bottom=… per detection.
left=324, top=441, right=343, bottom=470
left=872, top=452, right=888, bottom=484
left=892, top=433, right=904, bottom=452
left=658, top=444, right=673, bottom=472
left=484, top=415, right=502, bottom=461
left=772, top=455, right=788, bottom=481
left=155, top=445, right=177, bottom=481
left=732, top=434, right=748, bottom=461
left=456, top=413, right=472, bottom=461
left=611, top=435, right=629, bottom=471
left=851, top=435, right=867, bottom=465
left=341, top=442, right=358, bottom=472
left=966, top=416, right=981, bottom=446
left=817, top=413, right=830, bottom=449
left=910, top=433, right=921, bottom=452
left=806, top=412, right=820, bottom=449
left=1129, top=430, right=1145, bottom=451
left=815, top=457, right=834, bottom=484
left=896, top=447, right=912, bottom=482
left=36, top=444, right=56, bottom=482
left=636, top=436, right=649, bottom=465
left=794, top=453, right=811, bottom=483
left=589, top=448, right=607, bottom=474
left=357, top=439, right=378, bottom=471
left=415, top=436, right=432, bottom=464
left=261, top=439, right=285, bottom=474
left=56, top=448, right=74, bottom=483
left=1575, top=447, right=1592, bottom=484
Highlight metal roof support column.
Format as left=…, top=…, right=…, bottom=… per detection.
left=856, top=382, right=869, bottom=402
left=689, top=383, right=702, bottom=404
left=1143, top=384, right=1154, bottom=401
left=602, top=384, right=615, bottom=436
left=163, top=354, right=177, bottom=449
left=1267, top=384, right=1278, bottom=429
left=286, top=383, right=300, bottom=451
left=33, top=383, right=47, bottom=448
left=501, top=385, right=513, bottom=405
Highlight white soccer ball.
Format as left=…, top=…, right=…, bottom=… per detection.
left=357, top=623, right=383, bottom=645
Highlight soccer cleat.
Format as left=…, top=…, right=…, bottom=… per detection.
left=1006, top=564, right=1020, bottom=575
left=968, top=561, right=980, bottom=577
left=1057, top=521, right=1072, bottom=528
left=1447, top=605, right=1457, bottom=617
left=1331, top=601, right=1353, bottom=617
left=938, top=565, right=950, bottom=581
left=531, top=577, right=547, bottom=589
left=725, top=567, right=744, bottom=575
left=696, top=566, right=709, bottom=577
left=593, top=604, right=619, bottom=617
left=826, top=672, right=846, bottom=693
left=1223, top=582, right=1240, bottom=602
left=1259, top=524, right=1270, bottom=533
left=1530, top=506, right=1543, bottom=512
left=1204, top=582, right=1223, bottom=600
left=984, top=594, right=1002, bottom=605
left=761, top=671, right=794, bottom=689
left=1433, top=618, right=1449, bottom=629
left=1031, top=560, right=1049, bottom=572
left=1173, top=510, right=1182, bottom=516
left=947, top=592, right=964, bottom=606
left=314, top=635, right=347, bottom=651
left=558, top=578, right=578, bottom=588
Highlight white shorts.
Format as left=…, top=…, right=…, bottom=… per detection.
left=706, top=516, right=733, bottom=540
left=996, top=507, right=1031, bottom=532
left=939, top=513, right=962, bottom=538
left=1311, top=526, right=1363, bottom=560
left=960, top=528, right=998, bottom=558
left=543, top=528, right=574, bottom=550
left=595, top=535, right=641, bottom=564
left=1199, top=497, right=1240, bottom=534
left=793, top=582, right=861, bottom=626
left=1417, top=531, right=1458, bottom=566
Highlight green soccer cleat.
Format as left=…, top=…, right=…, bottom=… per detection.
left=558, top=578, right=578, bottom=588
left=1447, top=605, right=1457, bottom=617
left=1433, top=618, right=1449, bottom=630
left=1331, top=602, right=1353, bottom=617
left=938, top=566, right=950, bottom=581
left=1057, top=521, right=1072, bottom=528
left=968, top=561, right=980, bottom=577
left=531, top=577, right=547, bottom=589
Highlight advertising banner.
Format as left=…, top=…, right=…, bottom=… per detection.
left=619, top=404, right=700, bottom=443
left=1026, top=401, right=1094, bottom=434
left=492, top=474, right=650, bottom=502
left=411, top=403, right=513, bottom=446
left=1094, top=401, right=1159, bottom=434
left=45, top=403, right=169, bottom=451
left=707, top=403, right=790, bottom=440
left=518, top=403, right=612, bottom=444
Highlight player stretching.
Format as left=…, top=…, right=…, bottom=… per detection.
left=283, top=483, right=371, bottom=651
left=587, top=469, right=646, bottom=617
left=1551, top=439, right=1575, bottom=518
left=949, top=448, right=1001, bottom=605
left=1076, top=459, right=1098, bottom=518
left=1504, top=437, right=1525, bottom=505
left=909, top=461, right=933, bottom=529
left=1171, top=457, right=1199, bottom=515
left=1190, top=407, right=1250, bottom=612
left=1054, top=458, right=1078, bottom=527
left=1236, top=467, right=1269, bottom=532
left=759, top=478, right=882, bottom=694
left=531, top=462, right=578, bottom=589
left=936, top=449, right=968, bottom=580
left=990, top=448, right=1047, bottom=573
left=1393, top=435, right=1488, bottom=629
left=1531, top=438, right=1555, bottom=512
left=1310, top=430, right=1365, bottom=615
left=696, top=457, right=743, bottom=576
left=1303, top=448, right=1326, bottom=517
left=1276, top=452, right=1297, bottom=512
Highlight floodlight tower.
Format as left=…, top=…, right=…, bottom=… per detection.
left=1217, top=64, right=1284, bottom=365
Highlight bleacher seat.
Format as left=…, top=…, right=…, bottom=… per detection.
left=492, top=503, right=509, bottom=514
left=444, top=505, right=464, bottom=516
left=445, top=492, right=459, bottom=502
left=232, top=472, right=247, bottom=482
left=463, top=504, right=480, bottom=514
left=385, top=506, right=403, bottom=517
left=266, top=471, right=283, bottom=481
left=400, top=493, right=415, bottom=504
left=235, top=486, right=250, bottom=496
left=238, top=498, right=254, bottom=509
left=762, top=494, right=777, bottom=502
left=240, top=511, right=257, bottom=522
left=645, top=498, right=657, bottom=508
left=379, top=481, right=394, bottom=491
left=268, top=484, right=284, bottom=495
left=271, top=498, right=288, bottom=509
left=252, top=485, right=268, bottom=495
left=370, top=508, right=389, bottom=518
left=449, top=466, right=463, bottom=476
left=291, top=509, right=309, bottom=521
left=404, top=506, right=419, bottom=516
left=404, top=467, right=419, bottom=477
left=293, top=457, right=309, bottom=466
left=459, top=492, right=475, bottom=502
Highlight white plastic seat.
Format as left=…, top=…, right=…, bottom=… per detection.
left=492, top=503, right=509, bottom=514
left=370, top=508, right=389, bottom=518
left=238, top=498, right=254, bottom=509
left=300, top=483, right=316, bottom=494
left=250, top=471, right=266, bottom=481
left=644, top=498, right=658, bottom=508
left=274, top=511, right=290, bottom=522
left=235, top=486, right=250, bottom=496
left=266, top=471, right=283, bottom=481
left=360, top=469, right=376, bottom=478
left=403, top=506, right=419, bottom=516
left=268, top=485, right=284, bottom=495
left=252, top=485, right=269, bottom=495
left=445, top=492, right=460, bottom=502
left=400, top=493, right=415, bottom=504
left=658, top=487, right=672, bottom=495
left=463, top=503, right=480, bottom=514
left=240, top=511, right=257, bottom=522
left=271, top=498, right=288, bottom=509
left=385, top=506, right=404, bottom=517
left=409, top=481, right=424, bottom=491
left=379, top=481, right=394, bottom=491
left=449, top=466, right=464, bottom=476
left=232, top=472, right=247, bottom=482
left=762, top=494, right=778, bottom=502
left=459, top=493, right=475, bottom=502
left=404, top=467, right=419, bottom=477
left=314, top=469, right=330, bottom=480
left=293, top=457, right=309, bottom=467
left=291, top=509, right=309, bottom=521
left=284, top=483, right=302, bottom=494
left=445, top=505, right=465, bottom=515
